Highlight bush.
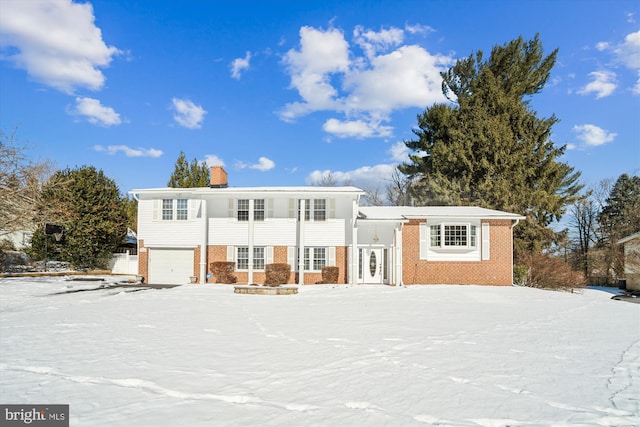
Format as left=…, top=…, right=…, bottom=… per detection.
left=320, top=266, right=339, bottom=284
left=209, top=261, right=236, bottom=284
left=264, top=263, right=290, bottom=286
left=519, top=252, right=586, bottom=291
left=513, top=265, right=528, bottom=285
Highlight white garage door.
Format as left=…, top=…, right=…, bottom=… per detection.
left=148, top=248, right=194, bottom=285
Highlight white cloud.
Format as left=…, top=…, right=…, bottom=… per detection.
left=573, top=124, right=617, bottom=147
left=388, top=141, right=410, bottom=163
left=614, top=30, right=640, bottom=94
left=279, top=24, right=452, bottom=138
left=230, top=51, right=251, bottom=79
left=249, top=157, right=275, bottom=171
left=0, top=0, right=120, bottom=94
left=404, top=23, right=434, bottom=35
left=171, top=98, right=206, bottom=129
left=578, top=71, right=617, bottom=99
left=94, top=145, right=162, bottom=157
left=353, top=25, right=404, bottom=59
left=204, top=155, right=225, bottom=167
left=306, top=164, right=397, bottom=191
left=71, top=97, right=121, bottom=126
left=323, top=118, right=393, bottom=139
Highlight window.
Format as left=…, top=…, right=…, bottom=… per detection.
left=302, top=247, right=326, bottom=271
left=444, top=225, right=467, bottom=247
left=160, top=199, right=189, bottom=221
left=237, top=247, right=249, bottom=270
left=162, top=199, right=173, bottom=220
left=236, top=247, right=265, bottom=270
left=253, top=247, right=265, bottom=270
left=176, top=199, right=188, bottom=220
left=429, top=224, right=477, bottom=249
left=298, top=199, right=326, bottom=221
left=313, top=199, right=326, bottom=221
left=254, top=199, right=265, bottom=221
left=237, top=199, right=249, bottom=221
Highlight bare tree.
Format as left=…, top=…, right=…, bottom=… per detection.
left=0, top=130, right=56, bottom=236
left=385, top=168, right=415, bottom=206
left=569, top=193, right=599, bottom=278
left=361, top=186, right=385, bottom=206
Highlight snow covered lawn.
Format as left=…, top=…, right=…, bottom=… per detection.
left=1, top=277, right=638, bottom=426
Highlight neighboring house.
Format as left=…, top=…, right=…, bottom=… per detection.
left=618, top=232, right=640, bottom=291
left=130, top=167, right=525, bottom=286
left=0, top=229, right=33, bottom=251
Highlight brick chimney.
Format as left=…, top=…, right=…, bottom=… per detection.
left=210, top=166, right=228, bottom=188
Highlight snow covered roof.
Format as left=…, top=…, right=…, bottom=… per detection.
left=129, top=186, right=366, bottom=197
left=358, top=206, right=526, bottom=221
left=618, top=232, right=640, bottom=245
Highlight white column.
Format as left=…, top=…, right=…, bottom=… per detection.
left=248, top=199, right=254, bottom=284
left=298, top=199, right=305, bottom=285
left=350, top=198, right=359, bottom=285
left=395, top=225, right=403, bottom=286
left=199, top=199, right=207, bottom=284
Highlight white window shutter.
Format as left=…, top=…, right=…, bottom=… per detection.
left=228, top=199, right=234, bottom=219
left=189, top=200, right=197, bottom=220
left=482, top=223, right=490, bottom=260
left=288, top=199, right=295, bottom=219
left=267, top=199, right=274, bottom=219
left=328, top=247, right=336, bottom=266
left=329, top=198, right=336, bottom=219
left=266, top=246, right=274, bottom=264
left=152, top=199, right=160, bottom=221
left=419, top=223, right=427, bottom=260
left=287, top=246, right=296, bottom=270
left=227, top=246, right=234, bottom=262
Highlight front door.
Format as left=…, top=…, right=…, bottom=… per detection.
left=361, top=247, right=383, bottom=284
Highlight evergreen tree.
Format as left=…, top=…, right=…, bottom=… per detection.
left=597, top=173, right=640, bottom=279
left=400, top=35, right=582, bottom=252
left=168, top=151, right=209, bottom=187
left=30, top=166, right=128, bottom=269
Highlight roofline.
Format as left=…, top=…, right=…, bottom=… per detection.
left=129, top=186, right=366, bottom=196
left=618, top=231, right=640, bottom=245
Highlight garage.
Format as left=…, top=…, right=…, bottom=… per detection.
left=148, top=248, right=194, bottom=284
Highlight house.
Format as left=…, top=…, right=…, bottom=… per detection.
left=130, top=167, right=525, bottom=286
left=618, top=232, right=640, bottom=291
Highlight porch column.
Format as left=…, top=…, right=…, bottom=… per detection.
left=199, top=199, right=207, bottom=283
left=248, top=199, right=255, bottom=284
left=395, top=225, right=403, bottom=286
left=350, top=198, right=359, bottom=285
left=298, top=199, right=305, bottom=285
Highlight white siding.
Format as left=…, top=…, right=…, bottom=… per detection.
left=138, top=199, right=202, bottom=247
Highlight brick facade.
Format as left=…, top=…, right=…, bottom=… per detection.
left=402, top=219, right=514, bottom=286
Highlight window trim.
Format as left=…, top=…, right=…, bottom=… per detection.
left=301, top=247, right=327, bottom=271
left=236, top=246, right=266, bottom=271
left=160, top=198, right=189, bottom=221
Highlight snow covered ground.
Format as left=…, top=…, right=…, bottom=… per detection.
left=1, top=276, right=638, bottom=427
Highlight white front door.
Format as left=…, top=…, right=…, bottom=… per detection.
left=361, top=247, right=383, bottom=284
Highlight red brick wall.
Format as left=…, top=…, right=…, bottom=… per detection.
left=138, top=239, right=148, bottom=282
left=204, top=244, right=348, bottom=285
left=402, top=219, right=514, bottom=286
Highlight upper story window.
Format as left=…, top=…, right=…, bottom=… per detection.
left=161, top=199, right=189, bottom=221
left=237, top=199, right=264, bottom=221
left=298, top=199, right=327, bottom=221
left=237, top=199, right=249, bottom=221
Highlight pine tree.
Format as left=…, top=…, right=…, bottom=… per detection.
left=400, top=35, right=582, bottom=252
left=30, top=166, right=128, bottom=269
left=168, top=151, right=209, bottom=187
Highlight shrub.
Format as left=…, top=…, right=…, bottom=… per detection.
left=519, top=252, right=586, bottom=291
left=513, top=265, right=528, bottom=285
left=209, top=261, right=236, bottom=284
left=264, top=263, right=290, bottom=286
left=320, top=266, right=339, bottom=284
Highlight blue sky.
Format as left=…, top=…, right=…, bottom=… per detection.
left=1, top=0, right=638, bottom=200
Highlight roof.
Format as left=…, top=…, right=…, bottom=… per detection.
left=358, top=206, right=526, bottom=221
left=618, top=232, right=640, bottom=245
left=129, top=186, right=366, bottom=197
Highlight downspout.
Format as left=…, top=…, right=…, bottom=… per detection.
left=511, top=218, right=521, bottom=286
left=200, top=199, right=207, bottom=284
left=351, top=196, right=359, bottom=286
